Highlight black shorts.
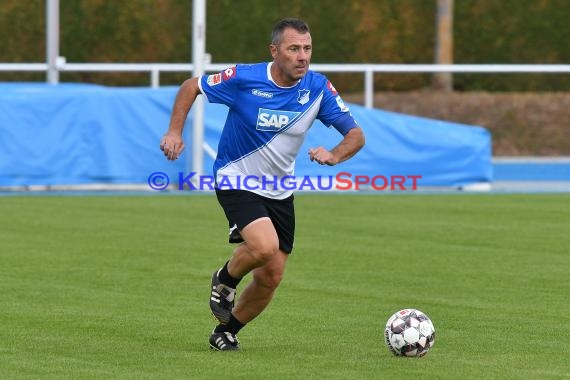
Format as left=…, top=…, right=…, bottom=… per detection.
left=215, top=189, right=295, bottom=254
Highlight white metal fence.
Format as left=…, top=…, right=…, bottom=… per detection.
left=1, top=62, right=570, bottom=109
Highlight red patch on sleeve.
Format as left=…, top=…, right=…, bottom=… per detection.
left=222, top=66, right=237, bottom=81
left=326, top=80, right=338, bottom=95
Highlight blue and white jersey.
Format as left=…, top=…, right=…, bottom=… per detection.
left=198, top=62, right=358, bottom=199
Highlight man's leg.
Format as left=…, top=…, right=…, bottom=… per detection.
left=209, top=218, right=288, bottom=350
left=231, top=247, right=288, bottom=324
left=210, top=191, right=294, bottom=350
left=226, top=216, right=287, bottom=323
left=210, top=217, right=277, bottom=324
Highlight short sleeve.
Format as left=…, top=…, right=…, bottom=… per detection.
left=317, top=79, right=358, bottom=135
left=199, top=66, right=239, bottom=107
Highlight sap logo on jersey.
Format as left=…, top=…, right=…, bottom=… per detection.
left=256, top=108, right=301, bottom=132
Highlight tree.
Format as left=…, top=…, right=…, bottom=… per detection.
left=433, top=0, right=454, bottom=91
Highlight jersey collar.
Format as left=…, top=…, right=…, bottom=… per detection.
left=267, top=62, right=301, bottom=89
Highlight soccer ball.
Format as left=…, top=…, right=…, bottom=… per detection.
left=384, top=308, right=436, bottom=357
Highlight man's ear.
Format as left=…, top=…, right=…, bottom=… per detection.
left=269, top=44, right=278, bottom=59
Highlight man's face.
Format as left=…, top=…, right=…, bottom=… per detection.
left=270, top=28, right=312, bottom=86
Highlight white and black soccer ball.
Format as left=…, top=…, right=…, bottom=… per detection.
left=384, top=308, right=436, bottom=357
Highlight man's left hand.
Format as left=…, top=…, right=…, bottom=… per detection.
left=308, top=147, right=337, bottom=166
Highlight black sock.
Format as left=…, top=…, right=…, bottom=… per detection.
left=218, top=261, right=241, bottom=288
left=214, top=313, right=246, bottom=335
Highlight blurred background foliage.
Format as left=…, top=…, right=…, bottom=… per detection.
left=0, top=0, right=568, bottom=91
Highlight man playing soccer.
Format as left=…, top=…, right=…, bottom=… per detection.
left=160, top=18, right=365, bottom=350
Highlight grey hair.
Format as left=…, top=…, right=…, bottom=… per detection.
left=271, top=18, right=310, bottom=45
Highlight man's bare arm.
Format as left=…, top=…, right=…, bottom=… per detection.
left=160, top=77, right=201, bottom=161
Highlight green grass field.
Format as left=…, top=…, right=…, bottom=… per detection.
left=1, top=193, right=569, bottom=379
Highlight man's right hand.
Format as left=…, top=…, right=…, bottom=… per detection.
left=160, top=132, right=185, bottom=161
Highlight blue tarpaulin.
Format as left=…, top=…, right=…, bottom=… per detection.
left=0, top=83, right=491, bottom=188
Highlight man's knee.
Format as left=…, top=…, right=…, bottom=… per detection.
left=241, top=218, right=280, bottom=264
left=247, top=239, right=279, bottom=264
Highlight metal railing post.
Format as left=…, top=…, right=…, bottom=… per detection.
left=190, top=0, right=206, bottom=177
left=364, top=68, right=374, bottom=109
left=150, top=68, right=159, bottom=88
left=46, top=0, right=59, bottom=84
